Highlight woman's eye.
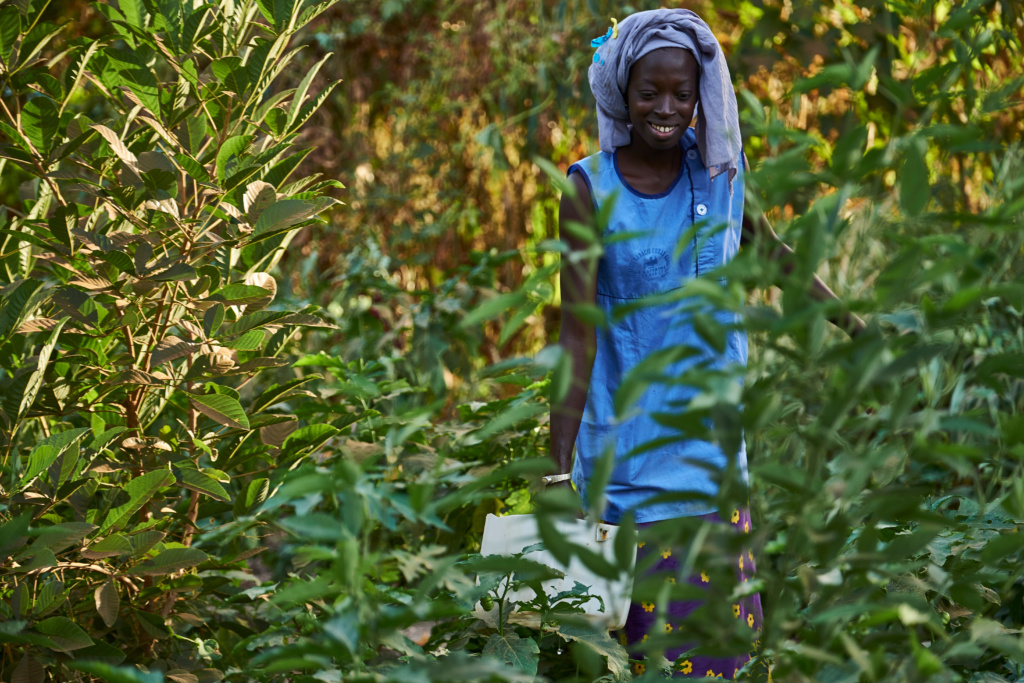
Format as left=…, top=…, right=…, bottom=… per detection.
left=676, top=93, right=691, bottom=100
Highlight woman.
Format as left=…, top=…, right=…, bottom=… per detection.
left=548, top=9, right=863, bottom=679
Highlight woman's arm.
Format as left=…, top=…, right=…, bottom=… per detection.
left=550, top=172, right=599, bottom=477
left=741, top=210, right=866, bottom=338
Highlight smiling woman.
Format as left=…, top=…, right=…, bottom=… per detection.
left=550, top=8, right=758, bottom=679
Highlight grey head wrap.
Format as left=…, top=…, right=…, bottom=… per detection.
left=589, top=9, right=741, bottom=181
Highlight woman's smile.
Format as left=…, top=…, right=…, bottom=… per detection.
left=649, top=122, right=679, bottom=137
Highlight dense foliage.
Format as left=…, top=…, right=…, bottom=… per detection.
left=1, top=0, right=1023, bottom=682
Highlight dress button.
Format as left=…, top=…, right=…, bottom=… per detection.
left=686, top=149, right=698, bottom=160
left=696, top=203, right=707, bottom=216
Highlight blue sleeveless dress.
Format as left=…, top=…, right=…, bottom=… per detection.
left=567, top=128, right=747, bottom=523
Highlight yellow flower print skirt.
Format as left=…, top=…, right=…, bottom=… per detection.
left=618, top=508, right=766, bottom=680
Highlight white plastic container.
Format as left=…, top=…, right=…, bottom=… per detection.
left=479, top=513, right=635, bottom=629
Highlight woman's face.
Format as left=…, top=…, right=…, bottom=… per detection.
left=625, top=47, right=700, bottom=152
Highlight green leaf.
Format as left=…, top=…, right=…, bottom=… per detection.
left=239, top=478, right=269, bottom=514
left=216, top=134, right=254, bottom=183
left=255, top=0, right=293, bottom=30
left=252, top=376, right=319, bottom=413
left=10, top=317, right=68, bottom=423
left=28, top=522, right=95, bottom=554
left=205, top=284, right=273, bottom=305
left=108, top=48, right=161, bottom=116
left=201, top=304, right=224, bottom=339
left=72, top=641, right=126, bottom=665
left=224, top=328, right=264, bottom=350
left=459, top=290, right=526, bottom=329
left=101, top=469, right=175, bottom=532
left=130, top=547, right=208, bottom=575
left=19, top=426, right=89, bottom=491
left=188, top=392, right=250, bottom=430
left=21, top=97, right=59, bottom=157
left=33, top=579, right=65, bottom=618
left=0, top=278, right=44, bottom=339
left=119, top=0, right=146, bottom=28
left=174, top=152, right=209, bottom=182
left=900, top=142, right=929, bottom=217
left=34, top=617, right=93, bottom=652
left=286, top=52, right=332, bottom=128
left=556, top=624, right=630, bottom=680
left=95, top=579, right=119, bottom=628
left=218, top=310, right=291, bottom=338
left=482, top=632, right=539, bottom=676
left=251, top=197, right=335, bottom=238
left=468, top=401, right=546, bottom=444
left=0, top=6, right=20, bottom=67
left=47, top=204, right=75, bottom=252
left=177, top=468, right=230, bottom=502
left=280, top=424, right=338, bottom=456
left=81, top=534, right=134, bottom=560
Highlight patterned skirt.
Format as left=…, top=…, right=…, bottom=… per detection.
left=619, top=508, right=766, bottom=680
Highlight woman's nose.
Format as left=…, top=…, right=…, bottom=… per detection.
left=655, top=95, right=673, bottom=116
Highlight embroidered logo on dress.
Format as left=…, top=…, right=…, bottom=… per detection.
left=631, top=248, right=670, bottom=279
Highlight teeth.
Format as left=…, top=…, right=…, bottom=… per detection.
left=652, top=124, right=675, bottom=134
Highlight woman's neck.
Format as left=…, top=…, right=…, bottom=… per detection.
left=616, top=133, right=682, bottom=195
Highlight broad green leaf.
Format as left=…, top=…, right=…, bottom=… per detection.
left=468, top=401, right=546, bottom=443
left=47, top=204, right=75, bottom=252
left=0, top=6, right=20, bottom=66
left=81, top=534, right=134, bottom=560
left=34, top=617, right=93, bottom=652
left=279, top=512, right=347, bottom=541
left=33, top=580, right=65, bottom=618
left=255, top=0, right=293, bottom=30
left=27, top=521, right=95, bottom=554
left=0, top=513, right=31, bottom=560
left=459, top=290, right=526, bottom=329
left=280, top=424, right=338, bottom=456
left=174, top=152, right=209, bottom=182
left=287, top=52, right=332, bottom=129
left=900, top=142, right=929, bottom=217
left=19, top=425, right=88, bottom=491
left=101, top=469, right=175, bottom=532
left=252, top=376, right=319, bottom=412
left=0, top=278, right=43, bottom=339
left=21, top=549, right=57, bottom=571
left=107, top=49, right=161, bottom=116
left=251, top=197, right=334, bottom=238
left=21, top=97, right=59, bottom=157
left=239, top=478, right=269, bottom=514
left=95, top=580, right=119, bottom=628
left=72, top=641, right=127, bottom=665
left=188, top=392, right=250, bottom=430
left=130, top=547, right=208, bottom=575
left=481, top=632, right=539, bottom=676
left=205, top=284, right=273, bottom=305
left=216, top=134, right=253, bottom=183
left=177, top=468, right=230, bottom=502
left=119, top=0, right=147, bottom=29
left=203, top=303, right=224, bottom=338
left=224, top=328, right=264, bottom=350
left=557, top=624, right=630, bottom=680
left=218, top=310, right=291, bottom=338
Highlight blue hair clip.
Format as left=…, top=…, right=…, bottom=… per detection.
left=590, top=18, right=618, bottom=65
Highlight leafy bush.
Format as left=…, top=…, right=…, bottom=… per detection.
left=0, top=0, right=340, bottom=679
left=4, top=1, right=1024, bottom=682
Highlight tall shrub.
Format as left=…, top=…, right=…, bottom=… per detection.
left=0, top=0, right=339, bottom=678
